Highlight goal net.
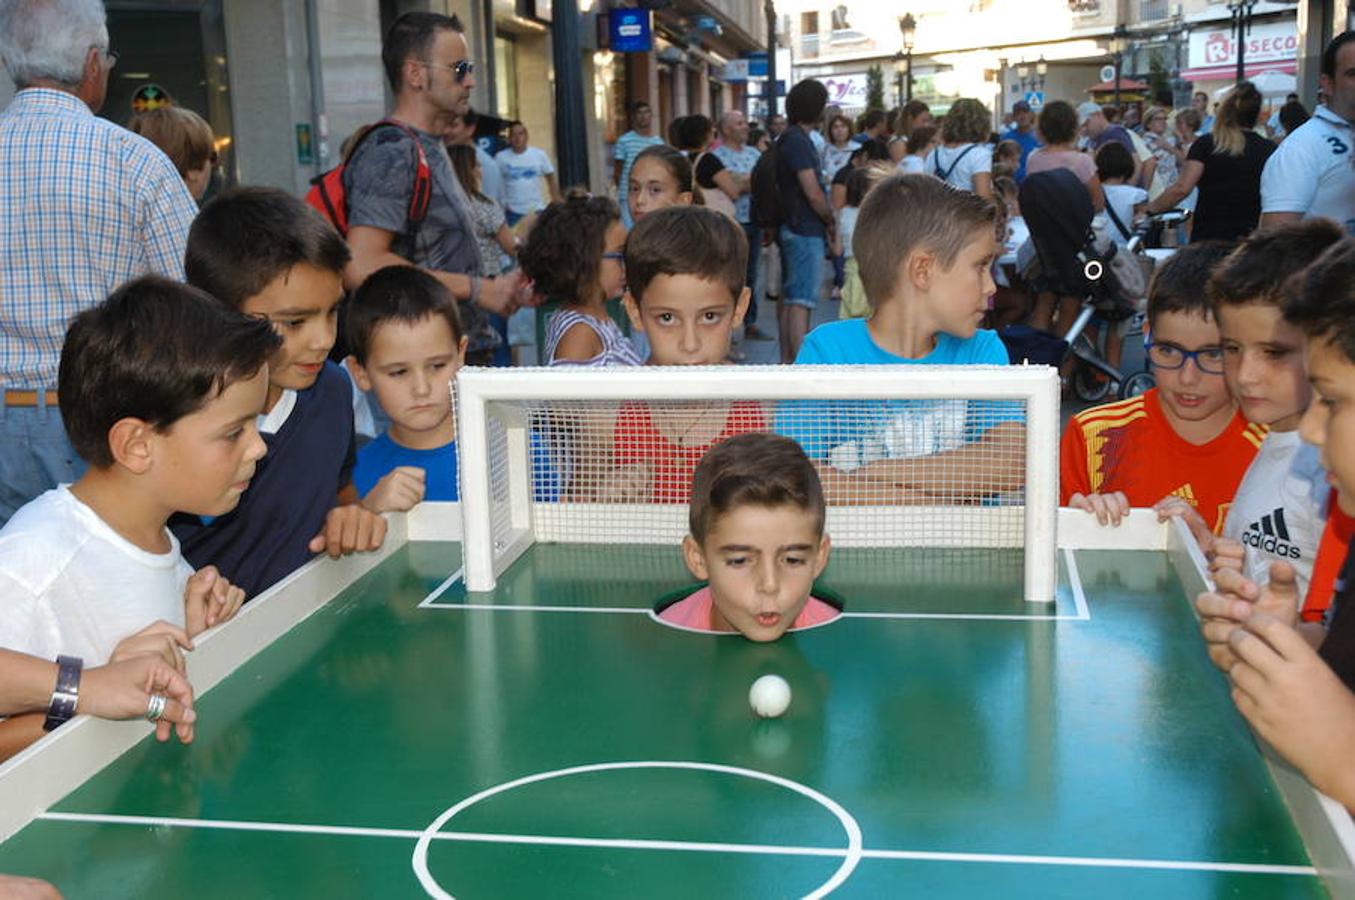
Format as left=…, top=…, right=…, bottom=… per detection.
left=455, top=365, right=1060, bottom=602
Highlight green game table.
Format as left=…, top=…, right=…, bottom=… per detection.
left=2, top=505, right=1353, bottom=898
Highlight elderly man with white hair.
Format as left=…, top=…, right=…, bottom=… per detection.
left=0, top=0, right=197, bottom=525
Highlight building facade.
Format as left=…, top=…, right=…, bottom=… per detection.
left=775, top=0, right=1350, bottom=128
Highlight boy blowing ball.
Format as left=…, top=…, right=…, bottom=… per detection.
left=660, top=432, right=840, bottom=639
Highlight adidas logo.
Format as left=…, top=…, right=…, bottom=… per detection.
left=1166, top=484, right=1198, bottom=507
left=1242, top=508, right=1303, bottom=560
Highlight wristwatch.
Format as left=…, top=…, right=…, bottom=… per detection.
left=42, top=655, right=83, bottom=732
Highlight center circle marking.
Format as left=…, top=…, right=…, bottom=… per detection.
left=411, top=760, right=864, bottom=899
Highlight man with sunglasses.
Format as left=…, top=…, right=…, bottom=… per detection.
left=1060, top=242, right=1264, bottom=534
left=0, top=0, right=198, bottom=525
left=343, top=11, right=523, bottom=364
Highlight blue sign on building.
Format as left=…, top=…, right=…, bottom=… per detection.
left=609, top=9, right=653, bottom=53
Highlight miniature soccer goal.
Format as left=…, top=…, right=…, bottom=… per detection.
left=455, top=365, right=1061, bottom=602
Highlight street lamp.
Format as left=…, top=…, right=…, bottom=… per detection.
left=1227, top=0, right=1258, bottom=84
left=1036, top=56, right=1048, bottom=93
left=899, top=13, right=916, bottom=103
left=1111, top=23, right=1127, bottom=109
left=1016, top=62, right=1030, bottom=94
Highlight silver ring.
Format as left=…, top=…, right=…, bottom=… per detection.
left=145, top=693, right=168, bottom=723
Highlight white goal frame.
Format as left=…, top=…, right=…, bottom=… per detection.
left=455, top=365, right=1061, bottom=602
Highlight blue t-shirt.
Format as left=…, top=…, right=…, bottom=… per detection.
left=354, top=434, right=460, bottom=501
left=776, top=319, right=1021, bottom=463
left=777, top=125, right=827, bottom=238
left=1002, top=126, right=1042, bottom=182
left=354, top=430, right=565, bottom=504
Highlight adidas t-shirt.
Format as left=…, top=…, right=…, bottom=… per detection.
left=1221, top=430, right=1327, bottom=600
left=1060, top=388, right=1266, bottom=534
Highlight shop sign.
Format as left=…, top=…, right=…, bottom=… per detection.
left=1188, top=18, right=1298, bottom=68
left=723, top=60, right=750, bottom=82
left=820, top=72, right=869, bottom=108
left=609, top=9, right=653, bottom=53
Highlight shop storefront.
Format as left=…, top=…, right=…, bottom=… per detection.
left=1181, top=16, right=1299, bottom=98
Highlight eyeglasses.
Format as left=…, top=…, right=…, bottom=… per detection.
left=423, top=59, right=474, bottom=84
left=92, top=46, right=118, bottom=69
left=1145, top=341, right=1225, bottom=374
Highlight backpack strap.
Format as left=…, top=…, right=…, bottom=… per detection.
left=935, top=143, right=979, bottom=182
left=1104, top=198, right=1133, bottom=241
left=344, top=118, right=433, bottom=239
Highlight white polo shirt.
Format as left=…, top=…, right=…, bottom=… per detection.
left=1260, top=104, right=1355, bottom=233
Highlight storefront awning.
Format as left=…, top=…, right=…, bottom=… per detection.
left=1180, top=59, right=1296, bottom=81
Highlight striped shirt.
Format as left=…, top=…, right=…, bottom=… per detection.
left=0, top=88, right=198, bottom=389
left=613, top=130, right=664, bottom=226
left=545, top=308, right=642, bottom=367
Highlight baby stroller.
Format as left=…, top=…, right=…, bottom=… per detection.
left=1004, top=168, right=1150, bottom=401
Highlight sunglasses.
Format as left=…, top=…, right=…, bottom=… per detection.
left=423, top=59, right=475, bottom=84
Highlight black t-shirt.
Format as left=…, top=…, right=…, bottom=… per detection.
left=776, top=125, right=827, bottom=238
left=1187, top=132, right=1276, bottom=241
left=695, top=152, right=724, bottom=190
left=1320, top=546, right=1355, bottom=690
left=832, top=163, right=854, bottom=188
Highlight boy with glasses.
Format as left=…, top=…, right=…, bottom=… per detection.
left=1061, top=242, right=1266, bottom=532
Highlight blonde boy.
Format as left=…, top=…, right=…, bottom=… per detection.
left=778, top=174, right=1024, bottom=503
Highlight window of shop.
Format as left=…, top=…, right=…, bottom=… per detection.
left=495, top=34, right=518, bottom=120
left=104, top=1, right=235, bottom=190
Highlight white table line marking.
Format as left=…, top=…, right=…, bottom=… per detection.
left=1064, top=548, right=1092, bottom=621
left=38, top=811, right=1317, bottom=877
left=417, top=568, right=464, bottom=608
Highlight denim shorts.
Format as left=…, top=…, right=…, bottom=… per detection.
left=778, top=227, right=826, bottom=310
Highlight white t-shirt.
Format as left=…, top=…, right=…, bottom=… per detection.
left=1260, top=105, right=1355, bottom=234
left=495, top=146, right=556, bottom=215
left=1102, top=184, right=1148, bottom=246
left=1222, top=430, right=1328, bottom=601
left=898, top=155, right=926, bottom=175
left=0, top=486, right=191, bottom=665
left=839, top=206, right=860, bottom=259
left=923, top=143, right=992, bottom=193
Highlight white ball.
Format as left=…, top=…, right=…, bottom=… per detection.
left=749, top=675, right=792, bottom=719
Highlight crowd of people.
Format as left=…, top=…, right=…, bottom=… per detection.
left=5, top=1, right=1355, bottom=891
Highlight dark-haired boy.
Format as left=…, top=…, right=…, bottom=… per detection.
left=660, top=432, right=838, bottom=640
left=0, top=277, right=271, bottom=752
left=1199, top=221, right=1343, bottom=599
left=1061, top=241, right=1266, bottom=530
left=779, top=174, right=1024, bottom=504
left=345, top=266, right=467, bottom=512
left=609, top=206, right=763, bottom=503
left=1193, top=237, right=1355, bottom=811
left=175, top=187, right=387, bottom=598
